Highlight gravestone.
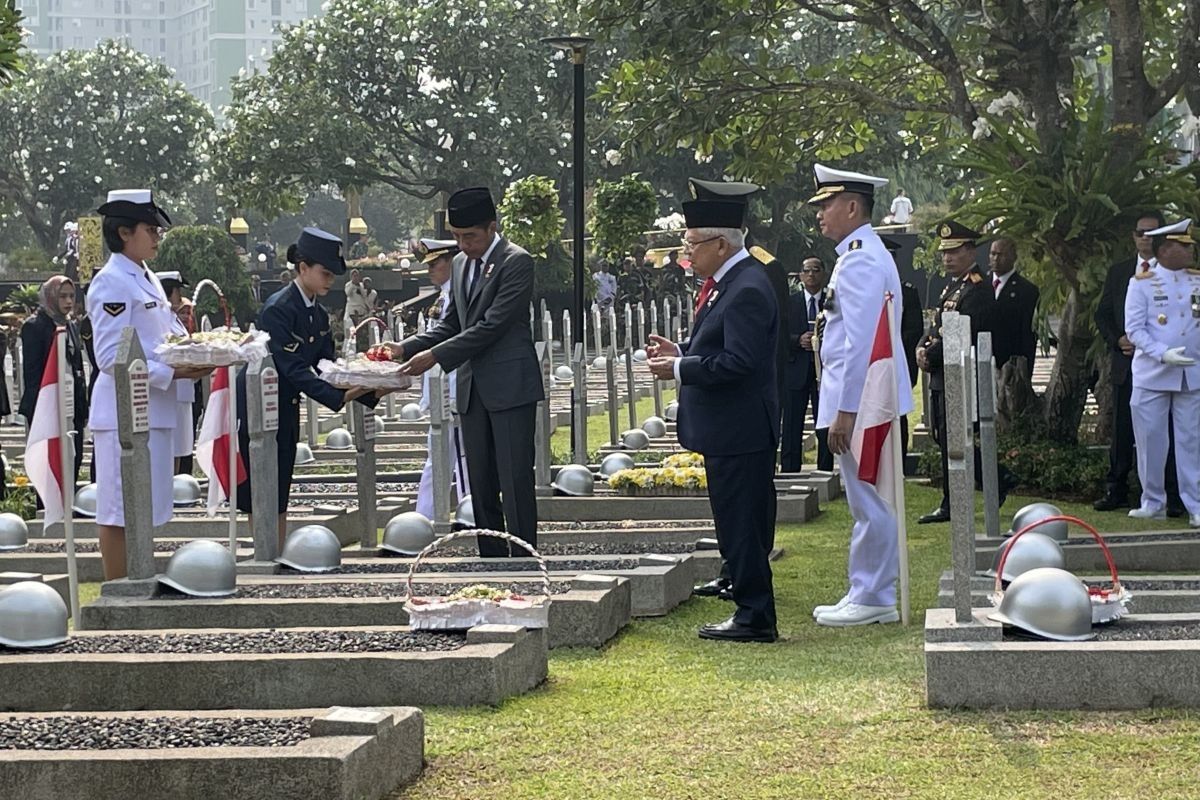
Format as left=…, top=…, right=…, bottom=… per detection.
left=571, top=344, right=588, bottom=464
left=605, top=318, right=620, bottom=447
left=624, top=303, right=637, bottom=429
left=246, top=356, right=281, bottom=562
left=109, top=328, right=156, bottom=595
left=649, top=303, right=663, bottom=415
left=351, top=403, right=378, bottom=549
left=426, top=366, right=453, bottom=534
left=542, top=312, right=555, bottom=373
left=942, top=312, right=974, bottom=622
left=562, top=309, right=572, bottom=362
left=305, top=396, right=318, bottom=448
left=534, top=343, right=553, bottom=496
left=976, top=332, right=1001, bottom=538
left=592, top=306, right=604, bottom=361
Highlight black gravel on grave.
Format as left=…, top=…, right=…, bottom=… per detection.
left=294, top=482, right=418, bottom=494
left=1091, top=622, right=1200, bottom=641
left=157, top=580, right=571, bottom=600
left=428, top=541, right=695, bottom=557
left=0, top=630, right=464, bottom=656
left=317, top=557, right=642, bottom=575
left=287, top=499, right=357, bottom=509
left=1051, top=532, right=1200, bottom=545
left=17, top=540, right=252, bottom=555
left=1085, top=579, right=1200, bottom=591
left=0, top=716, right=312, bottom=750
left=534, top=520, right=708, bottom=531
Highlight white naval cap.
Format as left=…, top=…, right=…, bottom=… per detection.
left=154, top=271, right=186, bottom=285
left=807, top=164, right=889, bottom=205
left=417, top=237, right=460, bottom=264
left=105, top=189, right=153, bottom=204
left=1146, top=218, right=1194, bottom=244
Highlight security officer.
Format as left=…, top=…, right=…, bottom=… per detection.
left=1124, top=218, right=1200, bottom=526
left=88, top=190, right=210, bottom=580
left=916, top=221, right=1013, bottom=524
left=414, top=238, right=470, bottom=517
left=235, top=227, right=380, bottom=550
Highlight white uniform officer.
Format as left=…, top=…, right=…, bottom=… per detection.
left=156, top=270, right=197, bottom=472
left=808, top=164, right=914, bottom=627
left=414, top=238, right=470, bottom=517
left=1124, top=218, right=1200, bottom=526
left=88, top=190, right=210, bottom=580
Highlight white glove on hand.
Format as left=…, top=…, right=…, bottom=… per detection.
left=1163, top=346, right=1196, bottom=366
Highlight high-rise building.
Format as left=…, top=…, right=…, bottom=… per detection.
left=15, top=0, right=323, bottom=110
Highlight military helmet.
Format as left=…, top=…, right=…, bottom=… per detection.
left=0, top=512, right=29, bottom=551
left=158, top=540, right=237, bottom=597
left=986, top=531, right=1066, bottom=584
left=641, top=416, right=667, bottom=438
left=621, top=428, right=650, bottom=451
left=72, top=483, right=98, bottom=517
left=172, top=474, right=203, bottom=507
left=664, top=400, right=679, bottom=422
left=295, top=442, right=316, bottom=465
left=988, top=567, right=1094, bottom=642
left=592, top=355, right=607, bottom=370
left=325, top=427, right=354, bottom=450
left=400, top=403, right=424, bottom=421
left=554, top=365, right=574, bottom=383
left=0, top=581, right=69, bottom=649
left=380, top=512, right=436, bottom=556
left=599, top=452, right=635, bottom=479
left=1007, top=502, right=1068, bottom=543
left=632, top=349, right=648, bottom=363
left=277, top=525, right=342, bottom=572
left=552, top=464, right=595, bottom=497
left=453, top=495, right=476, bottom=531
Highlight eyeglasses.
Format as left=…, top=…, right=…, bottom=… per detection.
left=681, top=235, right=722, bottom=254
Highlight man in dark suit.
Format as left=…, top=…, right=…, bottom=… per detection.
left=1093, top=210, right=1183, bottom=514
left=647, top=198, right=779, bottom=643
left=987, top=237, right=1039, bottom=378
left=781, top=257, right=832, bottom=472
left=882, top=235, right=926, bottom=467
left=392, top=187, right=543, bottom=556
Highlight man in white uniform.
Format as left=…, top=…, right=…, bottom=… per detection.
left=889, top=189, right=913, bottom=228
left=808, top=164, right=914, bottom=627
left=414, top=239, right=470, bottom=517
left=1124, top=218, right=1200, bottom=526
left=88, top=190, right=210, bottom=579
left=157, top=270, right=198, bottom=475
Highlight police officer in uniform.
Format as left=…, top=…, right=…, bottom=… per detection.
left=414, top=238, right=470, bottom=518
left=88, top=190, right=210, bottom=580
left=235, top=227, right=380, bottom=549
left=1124, top=219, right=1200, bottom=526
left=916, top=221, right=1013, bottom=524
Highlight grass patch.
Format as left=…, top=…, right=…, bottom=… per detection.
left=551, top=389, right=676, bottom=461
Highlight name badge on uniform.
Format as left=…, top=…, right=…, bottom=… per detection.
left=1154, top=294, right=1168, bottom=302
left=144, top=301, right=157, bottom=309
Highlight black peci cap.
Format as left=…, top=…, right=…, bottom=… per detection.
left=447, top=187, right=497, bottom=228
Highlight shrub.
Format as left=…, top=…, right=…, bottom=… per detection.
left=155, top=226, right=254, bottom=324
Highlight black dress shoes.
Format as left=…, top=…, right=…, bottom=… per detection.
left=698, top=617, right=777, bottom=643
left=918, top=506, right=951, bottom=524
left=717, top=586, right=734, bottom=601
left=692, top=578, right=731, bottom=597
left=1167, top=502, right=1187, bottom=519
left=1093, top=493, right=1129, bottom=511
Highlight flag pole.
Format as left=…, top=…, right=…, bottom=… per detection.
left=55, top=328, right=81, bottom=627
left=885, top=295, right=911, bottom=626
left=227, top=364, right=238, bottom=553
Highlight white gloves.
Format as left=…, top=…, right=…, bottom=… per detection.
left=1163, top=347, right=1196, bottom=366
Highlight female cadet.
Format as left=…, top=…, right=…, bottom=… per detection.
left=87, top=190, right=211, bottom=579
left=235, top=227, right=379, bottom=549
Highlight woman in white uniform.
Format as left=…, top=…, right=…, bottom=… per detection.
left=86, top=190, right=211, bottom=579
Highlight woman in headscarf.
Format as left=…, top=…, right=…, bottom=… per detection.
left=20, top=275, right=88, bottom=487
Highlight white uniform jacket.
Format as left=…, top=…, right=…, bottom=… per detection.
left=1125, top=265, right=1200, bottom=392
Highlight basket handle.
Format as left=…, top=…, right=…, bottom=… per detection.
left=404, top=529, right=552, bottom=601
left=993, top=515, right=1122, bottom=594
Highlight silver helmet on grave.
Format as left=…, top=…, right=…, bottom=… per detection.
left=172, top=474, right=203, bottom=507
left=641, top=416, right=667, bottom=438
left=986, top=532, right=1066, bottom=585
left=664, top=400, right=679, bottom=422
left=72, top=484, right=98, bottom=517
left=552, top=464, right=595, bottom=497
left=325, top=427, right=354, bottom=450
left=158, top=540, right=237, bottom=598
left=276, top=525, right=341, bottom=572
left=0, top=512, right=29, bottom=551
left=554, top=365, right=574, bottom=383
left=633, top=349, right=648, bottom=363
left=380, top=512, right=436, bottom=556
left=1007, top=502, right=1068, bottom=543
left=400, top=403, right=424, bottom=421
left=621, top=429, right=650, bottom=451
left=452, top=495, right=475, bottom=531
left=295, top=442, right=316, bottom=465
left=0, top=581, right=69, bottom=649
left=599, top=452, right=635, bottom=479
left=592, top=356, right=607, bottom=370
left=988, top=567, right=1094, bottom=642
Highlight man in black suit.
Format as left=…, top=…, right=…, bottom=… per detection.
left=781, top=257, right=832, bottom=472
left=392, top=187, right=543, bottom=556
left=881, top=235, right=925, bottom=467
left=1093, top=210, right=1183, bottom=514
left=987, top=237, right=1039, bottom=378
left=647, top=198, right=779, bottom=643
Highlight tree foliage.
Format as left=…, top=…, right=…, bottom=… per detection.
left=496, top=175, right=565, bottom=258
left=155, top=226, right=254, bottom=325
left=0, top=0, right=24, bottom=86
left=0, top=40, right=213, bottom=252
left=592, top=176, right=657, bottom=260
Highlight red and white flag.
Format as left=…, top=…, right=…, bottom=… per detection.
left=195, top=367, right=246, bottom=513
left=851, top=298, right=900, bottom=509
left=26, top=332, right=66, bottom=526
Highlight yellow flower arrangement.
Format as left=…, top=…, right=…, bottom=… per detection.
left=607, top=466, right=707, bottom=493
left=662, top=452, right=704, bottom=469
left=13, top=476, right=29, bottom=487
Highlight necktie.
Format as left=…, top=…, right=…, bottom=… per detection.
left=993, top=276, right=1001, bottom=295
left=1140, top=260, right=1150, bottom=273
left=694, top=277, right=716, bottom=314
left=807, top=296, right=817, bottom=322
left=467, top=260, right=481, bottom=298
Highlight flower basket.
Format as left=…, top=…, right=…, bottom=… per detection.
left=404, top=530, right=550, bottom=631
left=318, top=355, right=413, bottom=391
left=155, top=329, right=270, bottom=368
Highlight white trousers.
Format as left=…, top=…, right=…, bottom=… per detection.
left=415, top=419, right=470, bottom=519
left=94, top=428, right=175, bottom=527
left=838, top=451, right=899, bottom=607
left=1131, top=386, right=1200, bottom=514
left=174, top=401, right=195, bottom=459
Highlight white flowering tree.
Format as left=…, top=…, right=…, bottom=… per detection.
left=0, top=40, right=213, bottom=252
left=214, top=0, right=586, bottom=213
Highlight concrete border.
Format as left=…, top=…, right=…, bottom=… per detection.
left=343, top=524, right=719, bottom=558
left=0, top=706, right=424, bottom=800
left=936, top=570, right=1200, bottom=614
left=535, top=490, right=818, bottom=523
left=974, top=534, right=1200, bottom=573
left=0, top=625, right=547, bottom=711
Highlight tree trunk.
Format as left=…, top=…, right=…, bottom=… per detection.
left=1092, top=356, right=1114, bottom=444
left=1039, top=288, right=1093, bottom=442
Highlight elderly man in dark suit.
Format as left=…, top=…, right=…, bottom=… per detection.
left=647, top=198, right=780, bottom=643
left=390, top=187, right=543, bottom=556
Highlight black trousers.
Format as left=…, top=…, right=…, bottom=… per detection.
left=706, top=449, right=777, bottom=630
left=780, top=379, right=832, bottom=472
left=1103, top=378, right=1179, bottom=501
left=460, top=387, right=538, bottom=557
left=177, top=399, right=204, bottom=476
left=930, top=389, right=1015, bottom=511
left=235, top=393, right=299, bottom=516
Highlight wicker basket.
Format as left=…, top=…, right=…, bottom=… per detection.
left=403, top=530, right=550, bottom=631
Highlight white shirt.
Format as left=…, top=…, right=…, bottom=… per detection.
left=294, top=282, right=316, bottom=308
left=344, top=280, right=370, bottom=316
left=802, top=289, right=822, bottom=323
left=672, top=248, right=749, bottom=380
left=991, top=270, right=1013, bottom=298
left=890, top=195, right=913, bottom=224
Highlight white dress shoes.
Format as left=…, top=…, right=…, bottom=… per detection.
left=812, top=594, right=851, bottom=619
left=1190, top=513, right=1200, bottom=528
left=1128, top=505, right=1166, bottom=520
left=815, top=602, right=900, bottom=627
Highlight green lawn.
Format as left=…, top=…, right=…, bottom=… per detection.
left=393, top=482, right=1200, bottom=799
left=551, top=389, right=676, bottom=461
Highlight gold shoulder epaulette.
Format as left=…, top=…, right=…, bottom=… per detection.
left=1135, top=271, right=1155, bottom=280
left=968, top=272, right=983, bottom=283
left=749, top=245, right=774, bottom=264
left=1186, top=268, right=1200, bottom=276
left=848, top=240, right=862, bottom=251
